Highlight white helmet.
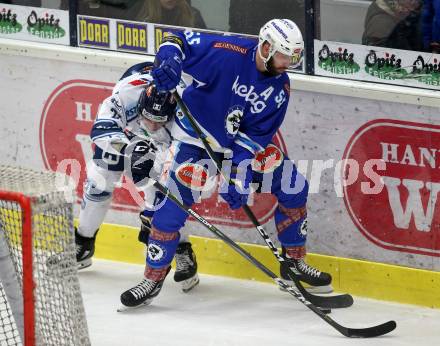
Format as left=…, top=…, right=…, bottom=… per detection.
left=258, top=19, right=304, bottom=69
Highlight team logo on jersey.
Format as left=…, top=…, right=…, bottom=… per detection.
left=147, top=243, right=166, bottom=262
left=225, top=106, right=244, bottom=138
left=175, top=163, right=208, bottom=191
left=251, top=144, right=284, bottom=173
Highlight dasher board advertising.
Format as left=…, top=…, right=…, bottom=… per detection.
left=0, top=4, right=69, bottom=45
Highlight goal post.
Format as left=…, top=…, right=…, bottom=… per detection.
left=0, top=165, right=90, bottom=346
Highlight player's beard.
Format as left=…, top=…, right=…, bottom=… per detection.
left=264, top=57, right=282, bottom=77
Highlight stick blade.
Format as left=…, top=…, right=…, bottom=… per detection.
left=343, top=320, right=397, bottom=338
left=308, top=292, right=354, bottom=309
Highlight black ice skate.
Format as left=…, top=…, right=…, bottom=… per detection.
left=119, top=266, right=170, bottom=311
left=280, top=246, right=333, bottom=294
left=174, top=242, right=199, bottom=292
left=75, top=228, right=97, bottom=270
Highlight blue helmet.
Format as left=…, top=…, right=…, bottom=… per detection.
left=137, top=83, right=177, bottom=123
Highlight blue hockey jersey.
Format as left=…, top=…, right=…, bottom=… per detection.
left=166, top=31, right=291, bottom=156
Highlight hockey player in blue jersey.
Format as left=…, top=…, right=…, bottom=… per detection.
left=75, top=62, right=199, bottom=293
left=120, top=19, right=332, bottom=308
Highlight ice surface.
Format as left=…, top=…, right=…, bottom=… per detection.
left=80, top=259, right=440, bottom=346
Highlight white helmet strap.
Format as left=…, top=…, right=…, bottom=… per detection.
left=258, top=41, right=277, bottom=72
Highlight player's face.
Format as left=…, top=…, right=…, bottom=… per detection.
left=271, top=51, right=293, bottom=74
left=141, top=118, right=165, bottom=132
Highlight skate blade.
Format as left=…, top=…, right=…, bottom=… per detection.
left=77, top=258, right=92, bottom=270
left=117, top=299, right=153, bottom=312
left=181, top=274, right=200, bottom=293
left=279, top=280, right=334, bottom=294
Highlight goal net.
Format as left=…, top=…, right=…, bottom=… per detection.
left=0, top=165, right=90, bottom=346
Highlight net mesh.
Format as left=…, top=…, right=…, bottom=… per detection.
left=0, top=165, right=90, bottom=346
left=0, top=280, right=21, bottom=345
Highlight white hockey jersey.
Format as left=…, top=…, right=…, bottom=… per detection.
left=90, top=71, right=173, bottom=157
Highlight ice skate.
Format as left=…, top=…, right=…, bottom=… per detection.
left=280, top=246, right=333, bottom=294
left=75, top=228, right=97, bottom=270
left=174, top=242, right=199, bottom=292
left=119, top=266, right=170, bottom=311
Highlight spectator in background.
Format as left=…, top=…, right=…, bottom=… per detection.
left=422, top=0, right=440, bottom=53
left=228, top=0, right=305, bottom=36
left=137, top=0, right=206, bottom=29
left=75, top=0, right=145, bottom=20
left=362, top=0, right=423, bottom=51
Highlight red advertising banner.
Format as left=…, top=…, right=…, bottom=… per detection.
left=343, top=119, right=440, bottom=256
left=40, top=80, right=287, bottom=227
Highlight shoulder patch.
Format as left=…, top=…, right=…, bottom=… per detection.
left=213, top=42, right=248, bottom=55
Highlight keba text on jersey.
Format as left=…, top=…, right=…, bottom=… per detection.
left=232, top=75, right=283, bottom=114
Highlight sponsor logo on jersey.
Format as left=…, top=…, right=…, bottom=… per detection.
left=213, top=42, right=248, bottom=55
left=343, top=119, right=440, bottom=257
left=175, top=163, right=208, bottom=191
left=225, top=106, right=244, bottom=138
left=251, top=144, right=284, bottom=173
left=232, top=75, right=276, bottom=114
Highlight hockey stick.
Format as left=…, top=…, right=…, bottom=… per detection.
left=172, top=91, right=353, bottom=309
left=152, top=179, right=396, bottom=338
left=125, top=126, right=346, bottom=308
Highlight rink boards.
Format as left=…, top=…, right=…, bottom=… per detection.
left=0, top=37, right=439, bottom=308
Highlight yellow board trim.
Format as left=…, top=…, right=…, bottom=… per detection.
left=91, top=222, right=440, bottom=309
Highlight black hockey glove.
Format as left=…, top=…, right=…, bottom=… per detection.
left=129, top=140, right=159, bottom=184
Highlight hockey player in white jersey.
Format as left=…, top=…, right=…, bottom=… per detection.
left=75, top=62, right=199, bottom=293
